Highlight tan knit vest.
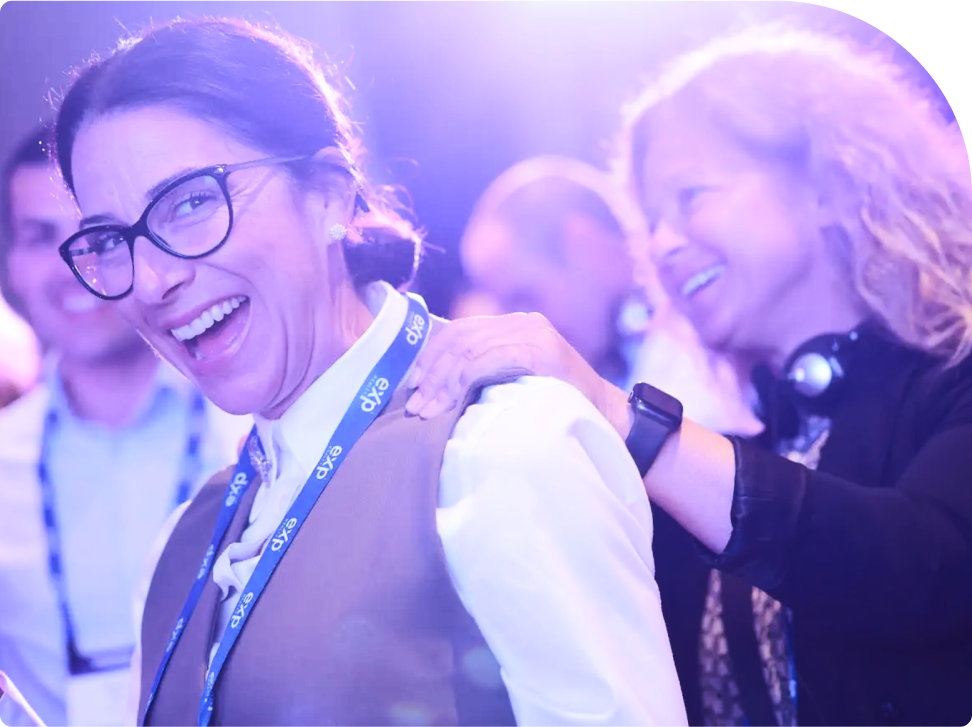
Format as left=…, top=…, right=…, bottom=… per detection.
left=138, top=364, right=523, bottom=726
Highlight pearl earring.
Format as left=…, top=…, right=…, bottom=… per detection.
left=329, top=223, right=348, bottom=242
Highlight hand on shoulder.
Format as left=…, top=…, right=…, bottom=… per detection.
left=405, top=312, right=628, bottom=436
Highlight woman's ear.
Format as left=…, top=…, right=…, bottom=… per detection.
left=815, top=189, right=841, bottom=229
left=302, top=175, right=355, bottom=249
left=808, top=158, right=857, bottom=230
left=312, top=147, right=356, bottom=202
left=814, top=184, right=860, bottom=260
left=302, top=191, right=351, bottom=250
left=311, top=145, right=355, bottom=172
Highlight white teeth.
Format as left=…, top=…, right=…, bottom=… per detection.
left=681, top=265, right=726, bottom=299
left=171, top=296, right=247, bottom=342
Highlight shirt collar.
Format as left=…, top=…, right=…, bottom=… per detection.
left=43, top=353, right=195, bottom=427
left=253, top=281, right=414, bottom=479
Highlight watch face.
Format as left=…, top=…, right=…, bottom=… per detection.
left=630, top=383, right=683, bottom=428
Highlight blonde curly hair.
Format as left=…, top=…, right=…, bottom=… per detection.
left=614, top=23, right=972, bottom=367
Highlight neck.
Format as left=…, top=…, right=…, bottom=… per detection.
left=57, top=344, right=160, bottom=429
left=764, top=309, right=869, bottom=375
left=741, top=264, right=871, bottom=375
left=260, top=282, right=375, bottom=421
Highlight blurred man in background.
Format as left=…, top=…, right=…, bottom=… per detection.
left=0, top=292, right=38, bottom=409
left=458, top=155, right=760, bottom=434
left=460, top=156, right=644, bottom=390
left=0, top=125, right=250, bottom=727
left=448, top=284, right=503, bottom=321
left=0, top=182, right=39, bottom=411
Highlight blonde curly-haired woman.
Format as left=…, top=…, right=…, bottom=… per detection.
left=407, top=24, right=972, bottom=727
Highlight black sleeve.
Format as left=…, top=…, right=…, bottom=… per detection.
left=698, top=374, right=972, bottom=646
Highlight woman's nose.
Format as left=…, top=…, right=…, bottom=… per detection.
left=649, top=219, right=689, bottom=266
left=131, top=236, right=195, bottom=305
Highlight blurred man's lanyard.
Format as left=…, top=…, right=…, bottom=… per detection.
left=36, top=390, right=206, bottom=726
left=142, top=295, right=429, bottom=727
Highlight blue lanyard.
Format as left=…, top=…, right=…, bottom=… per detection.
left=37, top=387, right=207, bottom=675
left=142, top=295, right=430, bottom=727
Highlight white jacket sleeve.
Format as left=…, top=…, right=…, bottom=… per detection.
left=437, top=376, right=687, bottom=726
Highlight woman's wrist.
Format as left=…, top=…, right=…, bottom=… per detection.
left=595, top=378, right=635, bottom=442
left=556, top=340, right=633, bottom=441
left=643, top=421, right=737, bottom=553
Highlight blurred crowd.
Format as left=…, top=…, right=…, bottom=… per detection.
left=1, top=5, right=970, bottom=727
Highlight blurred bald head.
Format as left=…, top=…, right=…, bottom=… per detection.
left=461, top=156, right=641, bottom=366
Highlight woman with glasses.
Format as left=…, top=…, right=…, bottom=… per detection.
left=53, top=17, right=687, bottom=727
left=405, top=25, right=972, bottom=727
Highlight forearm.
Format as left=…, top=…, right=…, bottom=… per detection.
left=598, top=381, right=737, bottom=554
left=771, top=432, right=972, bottom=642
left=776, top=486, right=972, bottom=642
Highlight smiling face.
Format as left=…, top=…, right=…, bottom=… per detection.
left=6, top=162, right=144, bottom=363
left=639, top=101, right=856, bottom=364
left=69, top=105, right=355, bottom=416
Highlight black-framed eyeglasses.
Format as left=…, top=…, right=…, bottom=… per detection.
left=58, top=155, right=309, bottom=300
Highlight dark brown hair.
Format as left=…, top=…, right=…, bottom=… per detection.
left=55, top=17, right=421, bottom=288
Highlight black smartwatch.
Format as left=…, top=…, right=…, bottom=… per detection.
left=625, top=382, right=683, bottom=477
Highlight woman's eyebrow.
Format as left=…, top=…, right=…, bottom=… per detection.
left=146, top=167, right=195, bottom=201
left=79, top=213, right=120, bottom=228
left=78, top=166, right=200, bottom=228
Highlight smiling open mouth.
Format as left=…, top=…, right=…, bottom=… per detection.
left=171, top=296, right=249, bottom=360
left=681, top=264, right=726, bottom=299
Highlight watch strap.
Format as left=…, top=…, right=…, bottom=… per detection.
left=625, top=409, right=672, bottom=478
